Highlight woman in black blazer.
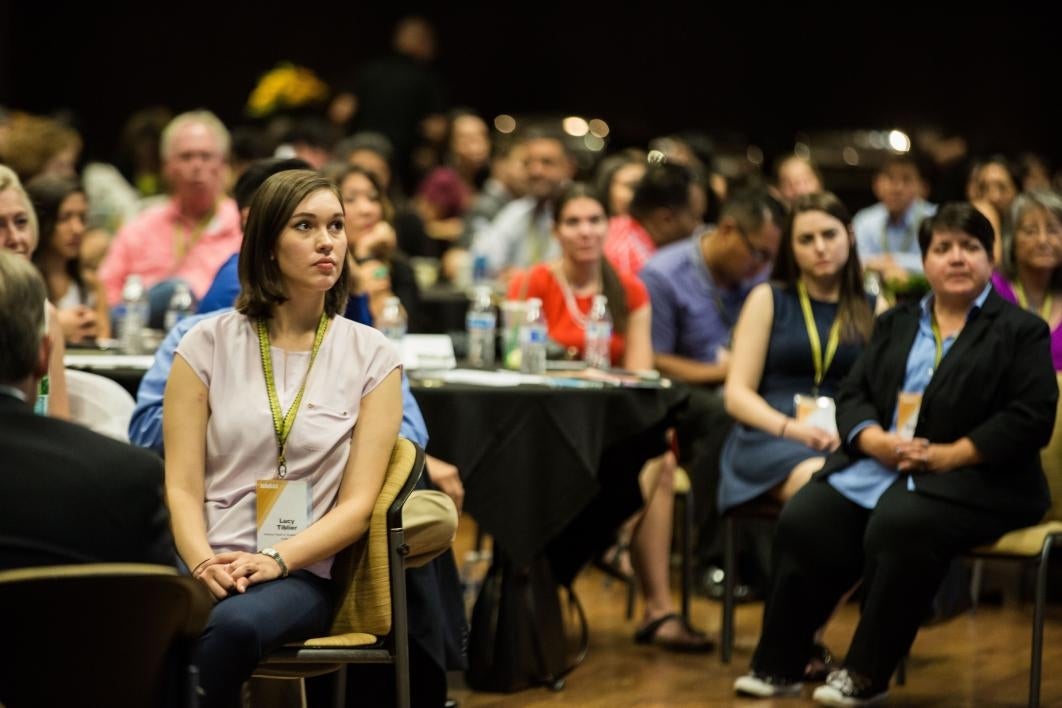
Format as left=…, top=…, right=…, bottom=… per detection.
left=734, top=203, right=1058, bottom=706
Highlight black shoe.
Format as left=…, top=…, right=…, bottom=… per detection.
left=804, top=642, right=837, bottom=682
left=695, top=565, right=756, bottom=602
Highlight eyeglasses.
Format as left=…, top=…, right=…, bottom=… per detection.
left=735, top=227, right=772, bottom=265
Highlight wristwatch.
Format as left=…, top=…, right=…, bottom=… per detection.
left=258, top=547, right=289, bottom=577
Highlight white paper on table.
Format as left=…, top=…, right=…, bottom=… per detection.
left=414, top=368, right=551, bottom=387
left=64, top=354, right=156, bottom=370
left=400, top=335, right=457, bottom=371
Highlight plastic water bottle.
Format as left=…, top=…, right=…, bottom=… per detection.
left=584, top=294, right=612, bottom=369
left=472, top=254, right=489, bottom=287
left=34, top=375, right=49, bottom=416
left=377, top=296, right=407, bottom=343
left=466, top=285, right=496, bottom=368
left=520, top=297, right=548, bottom=375
left=119, top=274, right=149, bottom=354
left=164, top=282, right=195, bottom=332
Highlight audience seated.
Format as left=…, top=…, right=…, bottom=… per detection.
left=471, top=127, right=575, bottom=280
left=720, top=192, right=879, bottom=678
left=640, top=190, right=783, bottom=589
left=0, top=164, right=69, bottom=418
left=163, top=170, right=403, bottom=707
left=98, top=110, right=242, bottom=328
left=595, top=148, right=647, bottom=217
left=507, top=182, right=711, bottom=651
left=772, top=153, right=823, bottom=207
left=0, top=250, right=172, bottom=570
left=604, top=161, right=699, bottom=277
left=334, top=164, right=424, bottom=329
left=734, top=204, right=1058, bottom=705
left=720, top=192, right=880, bottom=510
left=992, top=190, right=1062, bottom=513
left=26, top=174, right=111, bottom=344
left=853, top=153, right=936, bottom=282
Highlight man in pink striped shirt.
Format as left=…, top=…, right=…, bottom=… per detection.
left=604, top=162, right=699, bottom=277
left=99, top=111, right=241, bottom=327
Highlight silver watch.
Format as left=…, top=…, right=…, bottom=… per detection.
left=258, top=547, right=289, bottom=577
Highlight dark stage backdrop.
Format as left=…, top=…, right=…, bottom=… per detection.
left=3, top=3, right=1059, bottom=165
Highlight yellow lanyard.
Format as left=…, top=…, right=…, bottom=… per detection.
left=173, top=205, right=217, bottom=266
left=797, top=281, right=841, bottom=393
left=257, top=314, right=329, bottom=478
left=930, top=315, right=946, bottom=369
left=1014, top=282, right=1053, bottom=320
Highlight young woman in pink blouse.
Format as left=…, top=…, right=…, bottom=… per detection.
left=164, top=170, right=402, bottom=707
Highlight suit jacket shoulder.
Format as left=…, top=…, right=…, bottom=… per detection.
left=0, top=400, right=174, bottom=570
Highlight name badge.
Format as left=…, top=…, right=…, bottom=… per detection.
left=896, top=391, right=923, bottom=441
left=793, top=394, right=837, bottom=435
left=256, top=479, right=311, bottom=548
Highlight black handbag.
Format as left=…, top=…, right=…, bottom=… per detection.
left=465, top=550, right=589, bottom=692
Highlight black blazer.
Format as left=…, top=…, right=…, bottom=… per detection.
left=819, top=290, right=1057, bottom=520
left=0, top=393, right=175, bottom=570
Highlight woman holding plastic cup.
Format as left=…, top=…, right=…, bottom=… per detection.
left=720, top=192, right=881, bottom=512
left=734, top=203, right=1057, bottom=704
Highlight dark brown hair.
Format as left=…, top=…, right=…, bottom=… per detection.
left=236, top=170, right=349, bottom=319
left=551, top=182, right=630, bottom=333
left=771, top=191, right=873, bottom=343
left=26, top=175, right=86, bottom=304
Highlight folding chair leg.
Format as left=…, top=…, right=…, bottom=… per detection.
left=721, top=516, right=736, bottom=664
left=1030, top=535, right=1056, bottom=708
left=970, top=558, right=984, bottom=613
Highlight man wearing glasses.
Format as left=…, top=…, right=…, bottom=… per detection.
left=640, top=190, right=783, bottom=598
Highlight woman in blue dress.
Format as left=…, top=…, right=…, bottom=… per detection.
left=720, top=191, right=884, bottom=510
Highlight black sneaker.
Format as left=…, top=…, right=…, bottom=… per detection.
left=812, top=669, right=888, bottom=706
left=733, top=671, right=804, bottom=698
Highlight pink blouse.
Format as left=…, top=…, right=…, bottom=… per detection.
left=176, top=310, right=400, bottom=577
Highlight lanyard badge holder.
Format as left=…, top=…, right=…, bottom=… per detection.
left=793, top=281, right=841, bottom=434
left=254, top=314, right=328, bottom=548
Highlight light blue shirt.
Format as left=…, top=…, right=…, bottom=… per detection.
left=470, top=196, right=558, bottom=277
left=853, top=199, right=937, bottom=275
left=128, top=308, right=429, bottom=454
left=829, top=284, right=992, bottom=507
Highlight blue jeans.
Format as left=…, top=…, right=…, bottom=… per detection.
left=195, top=571, right=334, bottom=708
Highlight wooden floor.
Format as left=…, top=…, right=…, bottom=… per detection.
left=447, top=517, right=1062, bottom=707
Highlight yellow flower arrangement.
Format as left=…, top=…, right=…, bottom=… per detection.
left=246, top=63, right=330, bottom=118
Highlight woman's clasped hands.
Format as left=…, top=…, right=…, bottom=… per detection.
left=192, top=551, right=285, bottom=599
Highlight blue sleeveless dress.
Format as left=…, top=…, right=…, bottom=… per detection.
left=718, top=283, right=870, bottom=512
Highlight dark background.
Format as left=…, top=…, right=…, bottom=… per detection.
left=3, top=3, right=1059, bottom=168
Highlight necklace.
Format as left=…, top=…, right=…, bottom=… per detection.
left=551, top=262, right=599, bottom=330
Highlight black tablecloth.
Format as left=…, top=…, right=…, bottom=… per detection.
left=410, top=380, right=689, bottom=568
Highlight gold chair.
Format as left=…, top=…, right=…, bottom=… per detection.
left=960, top=523, right=1062, bottom=707
left=0, top=563, right=212, bottom=708
left=255, top=437, right=426, bottom=708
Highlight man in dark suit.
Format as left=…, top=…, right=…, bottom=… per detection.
left=0, top=250, right=174, bottom=569
left=734, top=204, right=1057, bottom=705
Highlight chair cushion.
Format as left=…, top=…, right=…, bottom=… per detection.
left=302, top=632, right=379, bottom=647
left=970, top=521, right=1062, bottom=557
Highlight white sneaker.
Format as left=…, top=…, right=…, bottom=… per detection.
left=812, top=669, right=888, bottom=706
left=734, top=671, right=804, bottom=698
